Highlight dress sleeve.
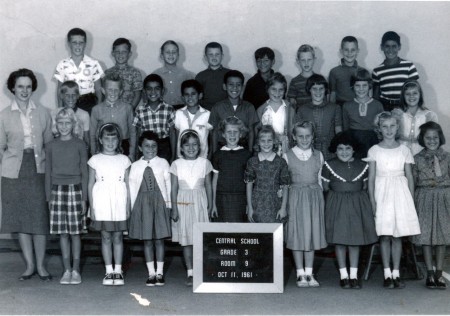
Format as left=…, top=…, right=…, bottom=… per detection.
left=169, top=160, right=178, bottom=176
left=87, top=155, right=97, bottom=169
left=426, top=110, right=438, bottom=123
left=244, top=158, right=257, bottom=183
left=404, top=146, right=414, bottom=164
left=363, top=146, right=377, bottom=162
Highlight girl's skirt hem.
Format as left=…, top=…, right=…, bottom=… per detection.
left=90, top=220, right=128, bottom=232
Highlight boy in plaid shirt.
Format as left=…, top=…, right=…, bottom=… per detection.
left=133, top=74, right=176, bottom=162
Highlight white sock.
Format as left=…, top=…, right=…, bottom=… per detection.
left=339, top=268, right=349, bottom=279
left=114, top=264, right=122, bottom=273
left=187, top=269, right=193, bottom=277
left=305, top=267, right=313, bottom=276
left=392, top=269, right=400, bottom=278
left=296, top=268, right=305, bottom=277
left=106, top=265, right=114, bottom=274
left=350, top=267, right=358, bottom=279
left=156, top=261, right=164, bottom=275
left=146, top=261, right=156, bottom=276
left=384, top=268, right=392, bottom=279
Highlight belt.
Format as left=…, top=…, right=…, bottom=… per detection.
left=380, top=97, right=400, bottom=105
left=23, top=148, right=34, bottom=154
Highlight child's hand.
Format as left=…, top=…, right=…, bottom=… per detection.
left=171, top=208, right=179, bottom=222
left=276, top=208, right=287, bottom=220
left=247, top=208, right=255, bottom=223
left=211, top=205, right=218, bottom=219
left=371, top=201, right=377, bottom=217
left=80, top=202, right=87, bottom=216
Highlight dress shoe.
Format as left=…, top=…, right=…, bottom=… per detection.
left=393, top=277, right=405, bottom=289
left=38, top=273, right=53, bottom=281
left=435, top=276, right=447, bottom=289
left=426, top=275, right=437, bottom=289
left=340, top=278, right=350, bottom=289
left=350, top=278, right=361, bottom=289
left=383, top=277, right=394, bottom=289
left=18, top=272, right=36, bottom=281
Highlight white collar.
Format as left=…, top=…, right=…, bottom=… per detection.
left=258, top=152, right=276, bottom=161
left=220, top=146, right=244, bottom=151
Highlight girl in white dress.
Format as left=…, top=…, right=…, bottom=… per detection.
left=88, top=123, right=131, bottom=286
left=366, top=112, right=420, bottom=289
left=170, top=129, right=213, bottom=286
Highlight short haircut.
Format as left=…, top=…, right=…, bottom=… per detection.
left=7, top=68, right=38, bottom=93
left=350, top=68, right=373, bottom=88
left=112, top=38, right=131, bottom=51
left=292, top=120, right=315, bottom=137
left=399, top=80, right=425, bottom=111
left=143, top=74, right=164, bottom=89
left=256, top=125, right=279, bottom=153
left=218, top=116, right=248, bottom=138
left=328, top=130, right=362, bottom=154
left=204, top=42, right=223, bottom=55
left=179, top=129, right=201, bottom=159
left=381, top=31, right=401, bottom=46
left=103, top=72, right=122, bottom=89
left=55, top=107, right=83, bottom=139
left=181, top=79, right=203, bottom=95
left=297, top=44, right=316, bottom=59
left=306, top=74, right=328, bottom=95
left=374, top=111, right=401, bottom=140
left=97, top=123, right=122, bottom=153
left=224, top=70, right=245, bottom=85
left=341, top=36, right=358, bottom=48
left=67, top=28, right=86, bottom=42
left=254, top=47, right=275, bottom=61
left=60, top=80, right=80, bottom=95
left=417, top=121, right=446, bottom=148
left=160, top=40, right=179, bottom=54
left=139, top=130, right=160, bottom=147
left=266, top=72, right=287, bottom=91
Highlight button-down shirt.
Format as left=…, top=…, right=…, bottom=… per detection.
left=133, top=102, right=175, bottom=139
left=54, top=55, right=104, bottom=95
left=104, top=64, right=143, bottom=106
left=153, top=65, right=195, bottom=106
left=90, top=100, right=136, bottom=155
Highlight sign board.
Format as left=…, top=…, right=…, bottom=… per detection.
left=193, top=223, right=284, bottom=293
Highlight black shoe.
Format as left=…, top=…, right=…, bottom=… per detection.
left=435, top=276, right=447, bottom=289
left=340, top=278, right=350, bottom=289
left=18, top=272, right=36, bottom=281
left=383, top=277, right=394, bottom=289
left=426, top=275, right=437, bottom=289
left=155, top=274, right=165, bottom=286
left=186, top=275, right=193, bottom=286
left=146, top=275, right=156, bottom=287
left=393, top=277, right=405, bottom=289
left=38, top=273, right=52, bottom=281
left=350, top=278, right=361, bottom=289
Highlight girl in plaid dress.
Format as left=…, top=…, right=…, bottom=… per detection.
left=45, top=108, right=88, bottom=285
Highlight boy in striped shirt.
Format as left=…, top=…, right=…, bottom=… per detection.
left=372, top=31, right=419, bottom=111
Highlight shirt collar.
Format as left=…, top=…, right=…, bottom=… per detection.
left=221, top=145, right=244, bottom=151
left=353, top=98, right=373, bottom=105
left=208, top=65, right=223, bottom=71
left=181, top=105, right=207, bottom=114
left=105, top=100, right=118, bottom=108
left=162, top=65, right=180, bottom=73
left=11, top=99, right=36, bottom=112
left=258, top=152, right=276, bottom=161
left=340, top=58, right=358, bottom=68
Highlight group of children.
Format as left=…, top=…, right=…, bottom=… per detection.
left=41, top=27, right=449, bottom=291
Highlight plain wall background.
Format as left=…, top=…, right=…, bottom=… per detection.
left=1, top=0, right=450, bottom=233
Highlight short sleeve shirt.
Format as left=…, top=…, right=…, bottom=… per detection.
left=54, top=55, right=104, bottom=95
left=104, top=65, right=143, bottom=105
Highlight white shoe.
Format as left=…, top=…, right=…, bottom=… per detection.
left=103, top=273, right=114, bottom=286
left=114, top=272, right=124, bottom=286
left=296, top=275, right=309, bottom=287
left=307, top=275, right=320, bottom=287
left=70, top=270, right=82, bottom=284
left=60, top=270, right=71, bottom=285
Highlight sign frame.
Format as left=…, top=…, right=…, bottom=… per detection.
left=193, top=222, right=284, bottom=293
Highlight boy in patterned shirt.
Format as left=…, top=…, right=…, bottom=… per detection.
left=104, top=38, right=143, bottom=109
left=133, top=74, right=177, bottom=162
left=54, top=28, right=104, bottom=114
